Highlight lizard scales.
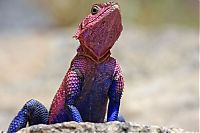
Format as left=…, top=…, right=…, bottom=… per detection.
left=8, top=1, right=124, bottom=133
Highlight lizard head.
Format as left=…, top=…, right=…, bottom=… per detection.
left=74, top=1, right=123, bottom=60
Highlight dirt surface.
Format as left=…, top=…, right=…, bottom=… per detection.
left=0, top=26, right=198, bottom=131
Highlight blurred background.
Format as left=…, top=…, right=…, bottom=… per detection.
left=0, top=0, right=199, bottom=131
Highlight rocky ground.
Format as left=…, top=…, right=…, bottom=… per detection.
left=0, top=26, right=198, bottom=132
left=16, top=122, right=184, bottom=133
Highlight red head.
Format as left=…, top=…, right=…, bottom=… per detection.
left=74, top=1, right=123, bottom=61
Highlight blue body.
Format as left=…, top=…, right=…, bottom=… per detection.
left=7, top=56, right=124, bottom=133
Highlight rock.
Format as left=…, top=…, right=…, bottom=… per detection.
left=16, top=122, right=185, bottom=133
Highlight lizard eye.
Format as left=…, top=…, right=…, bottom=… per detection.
left=91, top=5, right=100, bottom=15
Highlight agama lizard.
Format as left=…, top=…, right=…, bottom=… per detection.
left=8, top=1, right=124, bottom=132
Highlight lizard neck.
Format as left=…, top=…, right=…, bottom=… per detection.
left=77, top=44, right=111, bottom=64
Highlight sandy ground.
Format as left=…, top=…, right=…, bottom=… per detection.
left=0, top=26, right=198, bottom=131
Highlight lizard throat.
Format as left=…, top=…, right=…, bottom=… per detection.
left=77, top=45, right=111, bottom=64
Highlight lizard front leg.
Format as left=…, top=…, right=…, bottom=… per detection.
left=65, top=70, right=83, bottom=122
left=7, top=99, right=48, bottom=133
left=107, top=63, right=124, bottom=122
left=48, top=69, right=83, bottom=124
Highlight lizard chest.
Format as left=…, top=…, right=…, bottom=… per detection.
left=74, top=61, right=115, bottom=122
left=82, top=63, right=114, bottom=100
